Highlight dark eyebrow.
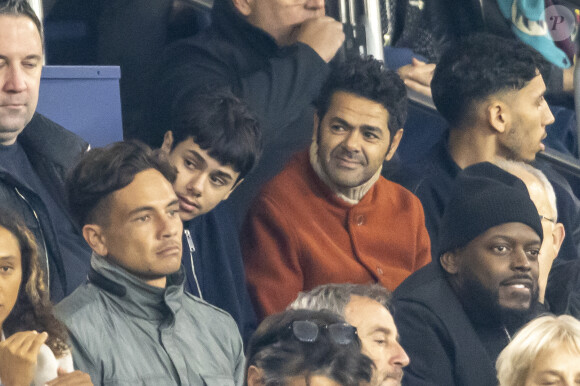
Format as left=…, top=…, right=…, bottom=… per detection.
left=330, top=117, right=354, bottom=130
left=212, top=170, right=233, bottom=181
left=185, top=150, right=207, bottom=168
left=361, top=125, right=384, bottom=136
left=127, top=199, right=179, bottom=217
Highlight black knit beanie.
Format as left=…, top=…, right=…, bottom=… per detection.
left=437, top=162, right=543, bottom=258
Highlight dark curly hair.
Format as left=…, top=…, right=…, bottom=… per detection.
left=246, top=309, right=373, bottom=385
left=67, top=140, right=177, bottom=227
left=315, top=56, right=408, bottom=139
left=431, top=33, right=550, bottom=129
left=0, top=208, right=69, bottom=357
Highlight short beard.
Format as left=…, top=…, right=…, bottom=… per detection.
left=452, top=273, right=538, bottom=329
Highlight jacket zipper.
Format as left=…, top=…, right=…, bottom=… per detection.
left=15, top=187, right=50, bottom=289
left=184, top=229, right=203, bottom=299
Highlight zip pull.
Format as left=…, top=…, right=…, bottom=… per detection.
left=183, top=230, right=202, bottom=299
left=184, top=229, right=195, bottom=253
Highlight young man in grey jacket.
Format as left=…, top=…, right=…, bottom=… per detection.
left=56, top=141, right=244, bottom=385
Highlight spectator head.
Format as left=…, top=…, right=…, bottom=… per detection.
left=431, top=33, right=554, bottom=162
left=0, top=208, right=69, bottom=357
left=313, top=56, right=407, bottom=194
left=496, top=314, right=580, bottom=386
left=438, top=162, right=543, bottom=324
left=228, top=0, right=325, bottom=46
left=67, top=141, right=183, bottom=288
left=291, top=283, right=409, bottom=386
left=245, top=309, right=374, bottom=386
left=0, top=0, right=43, bottom=146
left=494, top=159, right=565, bottom=304
left=161, top=89, right=262, bottom=221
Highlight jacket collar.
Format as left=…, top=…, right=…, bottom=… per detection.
left=89, top=253, right=185, bottom=321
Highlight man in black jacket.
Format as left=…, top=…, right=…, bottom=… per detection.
left=393, top=162, right=544, bottom=386
left=0, top=0, right=91, bottom=301
left=146, top=0, right=345, bottom=223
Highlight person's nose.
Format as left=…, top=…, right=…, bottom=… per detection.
left=390, top=340, right=410, bottom=368
left=186, top=172, right=207, bottom=197
left=3, top=65, right=27, bottom=93
left=305, top=0, right=325, bottom=11
left=342, top=130, right=362, bottom=153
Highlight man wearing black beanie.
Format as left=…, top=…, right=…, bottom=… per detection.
left=392, top=162, right=543, bottom=386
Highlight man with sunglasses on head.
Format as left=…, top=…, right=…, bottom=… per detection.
left=245, top=309, right=373, bottom=386
left=291, top=283, right=410, bottom=386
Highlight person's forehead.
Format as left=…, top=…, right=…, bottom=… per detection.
left=0, top=226, right=21, bottom=257
left=109, top=169, right=177, bottom=213
left=345, top=295, right=395, bottom=330
left=0, top=14, right=42, bottom=47
left=325, top=91, right=389, bottom=126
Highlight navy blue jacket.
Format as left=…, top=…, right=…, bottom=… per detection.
left=182, top=201, right=257, bottom=344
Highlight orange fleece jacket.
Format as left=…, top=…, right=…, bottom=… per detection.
left=242, top=151, right=431, bottom=320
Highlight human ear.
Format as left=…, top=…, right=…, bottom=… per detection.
left=551, top=223, right=566, bottom=257
left=231, top=0, right=253, bottom=16
left=161, top=131, right=174, bottom=154
left=312, top=112, right=320, bottom=142
left=440, top=251, right=460, bottom=274
left=82, top=224, right=108, bottom=257
left=487, top=100, right=510, bottom=134
left=246, top=365, right=265, bottom=386
left=385, top=128, right=404, bottom=161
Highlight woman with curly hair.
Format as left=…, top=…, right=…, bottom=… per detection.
left=0, top=209, right=92, bottom=385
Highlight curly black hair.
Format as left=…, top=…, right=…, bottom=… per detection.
left=432, top=33, right=550, bottom=128
left=315, top=56, right=408, bottom=139
left=0, top=208, right=69, bottom=358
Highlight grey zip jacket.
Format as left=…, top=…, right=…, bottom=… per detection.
left=56, top=253, right=244, bottom=385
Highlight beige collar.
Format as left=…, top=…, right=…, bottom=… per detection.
left=309, top=141, right=381, bottom=205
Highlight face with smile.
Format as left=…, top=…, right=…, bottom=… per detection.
left=497, top=74, right=554, bottom=162
left=344, top=296, right=409, bottom=386
left=316, top=91, right=403, bottom=195
left=163, top=135, right=241, bottom=221
left=235, top=0, right=325, bottom=46
left=0, top=226, right=22, bottom=332
left=0, top=15, right=42, bottom=146
left=446, top=222, right=541, bottom=314
left=85, top=169, right=183, bottom=288
left=525, top=346, right=580, bottom=386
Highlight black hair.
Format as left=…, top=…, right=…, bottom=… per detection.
left=246, top=309, right=373, bottom=386
left=170, top=89, right=263, bottom=181
left=431, top=33, right=550, bottom=128
left=67, top=141, right=177, bottom=227
left=0, top=208, right=69, bottom=357
left=315, top=56, right=407, bottom=138
left=0, top=0, right=43, bottom=43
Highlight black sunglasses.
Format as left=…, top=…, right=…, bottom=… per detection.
left=289, top=320, right=357, bottom=345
